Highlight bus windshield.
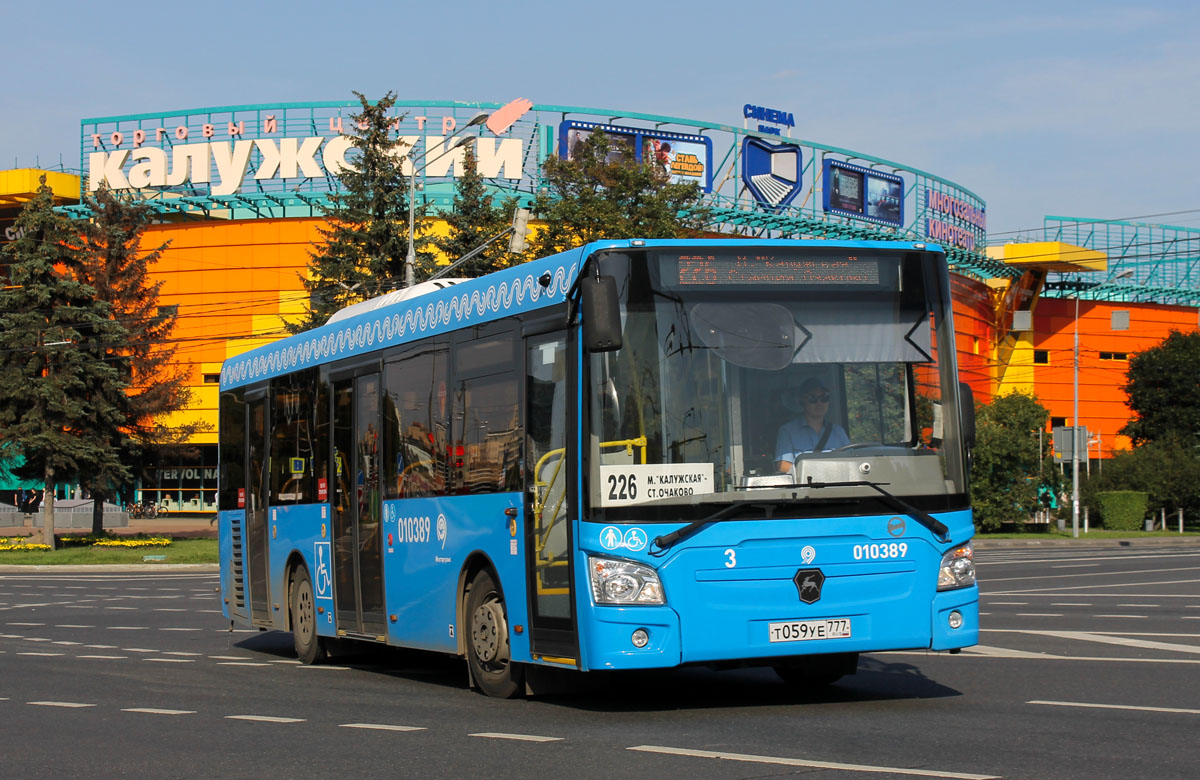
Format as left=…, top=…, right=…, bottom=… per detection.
left=586, top=246, right=968, bottom=519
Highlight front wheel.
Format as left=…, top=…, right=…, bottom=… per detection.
left=291, top=567, right=327, bottom=664
left=466, top=570, right=524, bottom=698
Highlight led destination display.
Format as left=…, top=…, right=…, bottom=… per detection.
left=658, top=252, right=895, bottom=289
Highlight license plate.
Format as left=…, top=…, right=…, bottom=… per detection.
left=768, top=618, right=852, bottom=643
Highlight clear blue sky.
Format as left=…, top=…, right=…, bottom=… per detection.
left=4, top=0, right=1196, bottom=237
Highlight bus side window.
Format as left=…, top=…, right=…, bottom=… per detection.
left=383, top=343, right=449, bottom=499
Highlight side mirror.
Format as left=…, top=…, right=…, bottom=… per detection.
left=958, top=381, right=976, bottom=450
left=580, top=275, right=622, bottom=352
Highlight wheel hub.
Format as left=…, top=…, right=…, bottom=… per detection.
left=471, top=602, right=502, bottom=663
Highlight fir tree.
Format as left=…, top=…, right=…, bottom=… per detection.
left=529, top=129, right=709, bottom=257
left=76, top=184, right=199, bottom=533
left=0, top=178, right=127, bottom=548
left=432, top=147, right=521, bottom=278
left=290, top=91, right=420, bottom=332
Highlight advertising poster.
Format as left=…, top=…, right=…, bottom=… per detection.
left=560, top=121, right=712, bottom=192
left=823, top=159, right=904, bottom=227
left=867, top=176, right=902, bottom=224
left=829, top=166, right=864, bottom=214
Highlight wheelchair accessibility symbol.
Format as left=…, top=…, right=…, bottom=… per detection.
left=314, top=542, right=332, bottom=599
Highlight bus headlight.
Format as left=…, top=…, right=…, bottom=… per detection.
left=589, top=556, right=665, bottom=605
left=937, top=542, right=976, bottom=591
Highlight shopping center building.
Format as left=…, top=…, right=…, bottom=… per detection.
left=1, top=99, right=1197, bottom=512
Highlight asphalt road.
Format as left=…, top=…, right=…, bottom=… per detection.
left=1, top=543, right=1197, bottom=779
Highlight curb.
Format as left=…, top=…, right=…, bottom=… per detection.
left=0, top=563, right=219, bottom=573
left=972, top=536, right=1200, bottom=549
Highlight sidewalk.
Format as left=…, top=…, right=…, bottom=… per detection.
left=0, top=513, right=216, bottom=539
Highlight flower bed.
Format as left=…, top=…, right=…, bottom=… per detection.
left=0, top=534, right=172, bottom=551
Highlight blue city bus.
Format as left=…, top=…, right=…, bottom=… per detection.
left=217, top=239, right=979, bottom=697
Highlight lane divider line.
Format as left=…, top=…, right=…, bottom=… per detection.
left=226, top=715, right=306, bottom=723
left=626, top=745, right=999, bottom=779
left=340, top=723, right=426, bottom=732
left=470, top=732, right=563, bottom=743
left=1029, top=700, right=1200, bottom=716
left=28, top=701, right=95, bottom=708
left=123, top=708, right=196, bottom=715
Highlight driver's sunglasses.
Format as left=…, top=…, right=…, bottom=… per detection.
left=804, top=393, right=830, bottom=404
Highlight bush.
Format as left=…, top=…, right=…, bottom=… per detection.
left=1095, top=491, right=1149, bottom=531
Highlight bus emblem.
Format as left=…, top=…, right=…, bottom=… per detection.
left=801, top=545, right=816, bottom=564
left=887, top=516, right=907, bottom=537
left=793, top=568, right=825, bottom=604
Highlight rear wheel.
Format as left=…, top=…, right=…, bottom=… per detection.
left=466, top=570, right=524, bottom=698
left=774, top=652, right=858, bottom=687
left=291, top=567, right=327, bottom=664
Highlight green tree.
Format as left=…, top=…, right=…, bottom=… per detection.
left=289, top=91, right=418, bottom=332
left=1084, top=437, right=1200, bottom=525
left=0, top=178, right=127, bottom=548
left=76, top=184, right=200, bottom=533
left=529, top=128, right=708, bottom=256
left=432, top=147, right=521, bottom=277
left=1120, top=330, right=1200, bottom=447
left=969, top=391, right=1058, bottom=532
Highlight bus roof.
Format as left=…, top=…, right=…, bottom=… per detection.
left=219, top=238, right=944, bottom=391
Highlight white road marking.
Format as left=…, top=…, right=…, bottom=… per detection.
left=84, top=644, right=117, bottom=649
left=226, top=715, right=305, bottom=723
left=208, top=655, right=253, bottom=660
left=1094, top=614, right=1147, bottom=619
left=28, top=701, right=95, bottom=708
left=159, top=628, right=202, bottom=632
left=1029, top=700, right=1200, bottom=716
left=123, top=708, right=196, bottom=715
left=7, top=622, right=44, bottom=626
left=1016, top=613, right=1063, bottom=617
left=104, top=606, right=137, bottom=610
left=218, top=662, right=269, bottom=667
left=1118, top=604, right=1160, bottom=608
left=627, top=745, right=999, bottom=779
left=1051, top=603, right=1091, bottom=607
left=989, top=578, right=1200, bottom=595
left=123, top=648, right=159, bottom=653
left=154, top=608, right=188, bottom=612
left=79, top=655, right=127, bottom=659
left=51, top=641, right=82, bottom=646
left=55, top=625, right=94, bottom=628
left=108, top=626, right=149, bottom=631
left=164, top=651, right=202, bottom=657
left=270, top=660, right=303, bottom=665
left=990, top=629, right=1200, bottom=655
left=18, top=652, right=64, bottom=657
left=470, top=732, right=563, bottom=743
left=145, top=658, right=194, bottom=663
left=340, top=723, right=426, bottom=732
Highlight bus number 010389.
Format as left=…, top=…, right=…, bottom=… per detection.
left=852, top=543, right=907, bottom=560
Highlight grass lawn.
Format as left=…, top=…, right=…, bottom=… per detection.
left=0, top=537, right=217, bottom=565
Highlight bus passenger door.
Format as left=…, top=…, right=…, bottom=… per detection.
left=331, top=372, right=387, bottom=639
left=246, top=391, right=272, bottom=625
left=524, top=333, right=579, bottom=660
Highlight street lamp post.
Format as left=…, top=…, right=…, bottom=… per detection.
left=404, top=111, right=489, bottom=288
left=1070, top=269, right=1132, bottom=539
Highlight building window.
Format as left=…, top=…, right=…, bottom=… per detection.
left=1033, top=350, right=1049, bottom=364
left=1099, top=352, right=1128, bottom=361
left=203, top=374, right=220, bottom=384
left=1111, top=310, right=1130, bottom=331
left=1050, top=417, right=1066, bottom=429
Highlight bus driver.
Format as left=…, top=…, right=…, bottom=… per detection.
left=775, top=378, right=850, bottom=473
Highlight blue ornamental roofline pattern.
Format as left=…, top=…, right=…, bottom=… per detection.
left=220, top=257, right=578, bottom=390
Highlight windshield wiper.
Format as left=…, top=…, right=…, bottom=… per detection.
left=651, top=502, right=774, bottom=553
left=798, top=477, right=950, bottom=542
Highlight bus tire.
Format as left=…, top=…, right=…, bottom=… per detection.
left=291, top=567, right=327, bottom=665
left=466, top=570, right=524, bottom=698
left=773, top=652, right=857, bottom=687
